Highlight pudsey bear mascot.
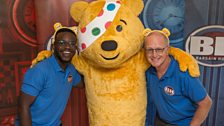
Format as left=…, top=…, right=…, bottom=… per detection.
left=32, top=0, right=200, bottom=125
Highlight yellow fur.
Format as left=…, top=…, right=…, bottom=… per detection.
left=71, top=49, right=148, bottom=125
left=70, top=0, right=199, bottom=125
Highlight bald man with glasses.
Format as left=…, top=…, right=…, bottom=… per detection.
left=144, top=28, right=212, bottom=126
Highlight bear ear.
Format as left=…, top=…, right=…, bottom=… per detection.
left=70, top=1, right=89, bottom=22
left=121, top=0, right=144, bottom=16
left=70, top=26, right=78, bottom=35
left=162, top=28, right=171, bottom=37
left=54, top=22, right=62, bottom=31
left=143, top=28, right=152, bottom=37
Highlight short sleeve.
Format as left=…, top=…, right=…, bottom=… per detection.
left=21, top=67, right=45, bottom=96
left=183, top=75, right=207, bottom=103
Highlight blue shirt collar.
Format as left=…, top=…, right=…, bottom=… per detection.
left=49, top=54, right=73, bottom=72
left=163, top=56, right=175, bottom=78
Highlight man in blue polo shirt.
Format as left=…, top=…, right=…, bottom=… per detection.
left=144, top=28, right=212, bottom=126
left=16, top=23, right=82, bottom=126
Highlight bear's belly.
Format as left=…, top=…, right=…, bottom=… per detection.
left=84, top=71, right=147, bottom=126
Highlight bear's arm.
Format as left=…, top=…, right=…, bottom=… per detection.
left=133, top=48, right=150, bottom=71
left=71, top=55, right=89, bottom=75
left=169, top=47, right=200, bottom=77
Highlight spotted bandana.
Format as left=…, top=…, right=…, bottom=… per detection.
left=78, top=0, right=121, bottom=52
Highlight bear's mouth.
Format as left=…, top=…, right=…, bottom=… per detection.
left=100, top=53, right=120, bottom=60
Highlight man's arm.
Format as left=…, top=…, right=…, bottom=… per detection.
left=18, top=91, right=36, bottom=126
left=190, top=95, right=212, bottom=126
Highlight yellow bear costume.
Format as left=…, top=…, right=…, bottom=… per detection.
left=32, top=0, right=199, bottom=125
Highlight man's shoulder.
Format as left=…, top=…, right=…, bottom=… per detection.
left=29, top=57, right=53, bottom=73
left=170, top=57, right=194, bottom=78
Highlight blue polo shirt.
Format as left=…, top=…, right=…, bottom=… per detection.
left=17, top=55, right=81, bottom=126
left=145, top=56, right=207, bottom=126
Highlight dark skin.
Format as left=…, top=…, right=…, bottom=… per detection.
left=18, top=93, right=34, bottom=126
left=53, top=31, right=77, bottom=70
left=18, top=30, right=84, bottom=126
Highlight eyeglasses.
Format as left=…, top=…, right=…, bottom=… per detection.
left=55, top=40, right=76, bottom=48
left=145, top=46, right=168, bottom=55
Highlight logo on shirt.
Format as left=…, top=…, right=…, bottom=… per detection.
left=164, top=86, right=174, bottom=96
left=67, top=74, right=73, bottom=83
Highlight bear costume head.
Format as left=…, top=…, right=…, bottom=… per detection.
left=70, top=0, right=145, bottom=68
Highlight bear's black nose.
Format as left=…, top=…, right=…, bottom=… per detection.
left=101, top=40, right=117, bottom=51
